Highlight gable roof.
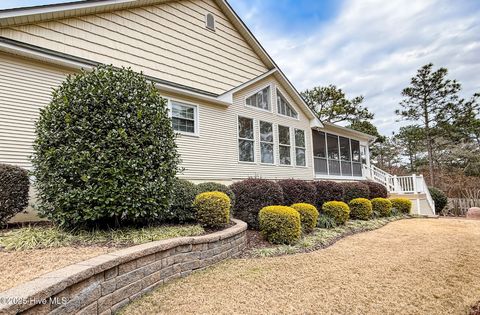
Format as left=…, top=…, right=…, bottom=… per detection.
left=0, top=0, right=322, bottom=127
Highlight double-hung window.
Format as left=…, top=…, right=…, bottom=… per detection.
left=277, top=89, right=298, bottom=118
left=294, top=129, right=306, bottom=166
left=245, top=86, right=271, bottom=111
left=238, top=116, right=255, bottom=162
left=278, top=125, right=291, bottom=165
left=260, top=121, right=274, bottom=164
left=171, top=101, right=197, bottom=135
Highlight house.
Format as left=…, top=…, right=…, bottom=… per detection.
left=0, top=0, right=435, bottom=215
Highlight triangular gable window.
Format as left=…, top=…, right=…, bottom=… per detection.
left=245, top=86, right=271, bottom=111
left=277, top=89, right=298, bottom=118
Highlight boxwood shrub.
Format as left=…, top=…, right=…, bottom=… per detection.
left=390, top=198, right=412, bottom=214
left=362, top=181, right=388, bottom=199
left=290, top=203, right=319, bottom=233
left=313, top=180, right=344, bottom=209
left=341, top=182, right=370, bottom=202
left=170, top=179, right=199, bottom=223
left=230, top=178, right=284, bottom=230
left=32, top=65, right=180, bottom=227
left=322, top=201, right=350, bottom=225
left=371, top=198, right=392, bottom=217
left=0, top=164, right=30, bottom=227
left=349, top=198, right=373, bottom=220
left=277, top=179, right=316, bottom=205
left=258, top=205, right=301, bottom=244
left=197, top=182, right=235, bottom=208
left=194, top=192, right=230, bottom=229
left=428, top=187, right=448, bottom=214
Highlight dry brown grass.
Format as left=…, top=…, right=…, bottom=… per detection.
left=122, top=218, right=480, bottom=315
left=0, top=246, right=113, bottom=292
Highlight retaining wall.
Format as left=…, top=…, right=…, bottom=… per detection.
left=0, top=219, right=247, bottom=315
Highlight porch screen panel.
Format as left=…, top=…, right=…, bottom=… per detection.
left=327, top=134, right=340, bottom=175
left=351, top=140, right=362, bottom=176
left=313, top=131, right=327, bottom=174
left=340, top=136, right=352, bottom=176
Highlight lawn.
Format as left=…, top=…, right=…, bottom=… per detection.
left=121, top=218, right=480, bottom=315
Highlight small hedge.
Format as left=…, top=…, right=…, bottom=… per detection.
left=371, top=198, right=392, bottom=217
left=193, top=192, right=230, bottom=229
left=230, top=179, right=284, bottom=230
left=313, top=181, right=344, bottom=209
left=197, top=182, right=235, bottom=208
left=258, top=206, right=301, bottom=245
left=277, top=179, right=316, bottom=205
left=322, top=201, right=350, bottom=225
left=290, top=203, right=319, bottom=233
left=0, top=164, right=30, bottom=227
left=428, top=187, right=447, bottom=214
left=362, top=181, right=388, bottom=199
left=341, top=182, right=370, bottom=202
left=170, top=179, right=198, bottom=222
left=390, top=198, right=412, bottom=214
left=349, top=198, right=372, bottom=220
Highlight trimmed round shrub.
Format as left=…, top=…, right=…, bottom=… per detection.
left=349, top=198, right=373, bottom=220
left=371, top=198, right=392, bottom=217
left=290, top=203, right=319, bottom=233
left=313, top=180, right=344, bottom=209
left=362, top=181, right=388, bottom=199
left=0, top=164, right=30, bottom=227
left=341, top=182, right=370, bottom=202
left=193, top=192, right=230, bottom=229
left=277, top=179, right=316, bottom=206
left=197, top=182, right=235, bottom=208
left=322, top=201, right=350, bottom=225
left=428, top=187, right=448, bottom=214
left=230, top=179, right=284, bottom=230
left=390, top=198, right=412, bottom=214
left=31, top=66, right=180, bottom=227
left=170, top=179, right=198, bottom=223
left=258, top=206, right=301, bottom=245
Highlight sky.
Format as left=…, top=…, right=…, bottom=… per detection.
left=1, top=0, right=479, bottom=135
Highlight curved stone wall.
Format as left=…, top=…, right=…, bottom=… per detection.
left=0, top=219, right=247, bottom=315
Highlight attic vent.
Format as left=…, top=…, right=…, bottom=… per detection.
left=206, top=13, right=215, bottom=31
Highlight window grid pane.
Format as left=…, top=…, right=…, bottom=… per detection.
left=279, top=145, right=291, bottom=165
left=278, top=125, right=290, bottom=145
left=260, top=121, right=274, bottom=164
left=238, top=117, right=255, bottom=162
left=246, top=86, right=270, bottom=110
left=276, top=90, right=298, bottom=118
left=171, top=102, right=196, bottom=134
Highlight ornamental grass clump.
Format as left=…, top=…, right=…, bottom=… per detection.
left=193, top=191, right=230, bottom=229
left=290, top=203, right=319, bottom=233
left=349, top=198, right=373, bottom=220
left=32, top=65, right=180, bottom=228
left=322, top=201, right=350, bottom=225
left=0, top=164, right=30, bottom=227
left=371, top=198, right=393, bottom=217
left=390, top=198, right=412, bottom=214
left=259, top=206, right=301, bottom=245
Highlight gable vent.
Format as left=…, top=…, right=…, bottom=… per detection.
left=206, top=13, right=215, bottom=31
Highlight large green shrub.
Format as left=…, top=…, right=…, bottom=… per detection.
left=0, top=164, right=30, bottom=227
left=277, top=179, right=316, bottom=205
left=428, top=187, right=448, bottom=214
left=258, top=206, right=301, bottom=245
left=193, top=192, right=230, bottom=229
left=371, top=198, right=392, bottom=217
left=197, top=182, right=235, bottom=208
left=313, top=181, right=344, bottom=209
left=32, top=66, right=180, bottom=227
left=390, top=198, right=412, bottom=214
left=170, top=179, right=199, bottom=223
left=290, top=203, right=319, bottom=233
left=230, top=179, right=284, bottom=230
left=341, top=182, right=370, bottom=202
left=322, top=201, right=350, bottom=225
left=361, top=181, right=388, bottom=199
left=349, top=198, right=373, bottom=220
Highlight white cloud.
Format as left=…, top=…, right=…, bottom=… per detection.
left=233, top=0, right=480, bottom=135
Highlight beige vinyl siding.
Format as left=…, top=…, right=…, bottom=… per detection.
left=0, top=0, right=269, bottom=95
left=0, top=53, right=70, bottom=169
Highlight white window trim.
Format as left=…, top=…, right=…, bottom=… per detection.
left=259, top=120, right=275, bottom=165
left=205, top=12, right=216, bottom=32
left=237, top=115, right=256, bottom=164
left=276, top=88, right=299, bottom=120
left=167, top=98, right=200, bottom=137
left=278, top=124, right=293, bottom=166
left=294, top=128, right=307, bottom=167
left=244, top=83, right=273, bottom=113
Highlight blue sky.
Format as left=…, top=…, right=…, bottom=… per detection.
left=1, top=0, right=479, bottom=135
